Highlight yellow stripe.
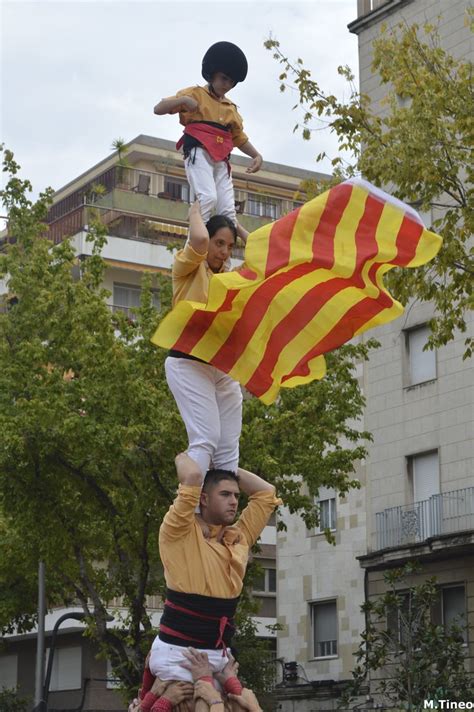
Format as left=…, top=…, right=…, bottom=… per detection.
left=374, top=201, right=404, bottom=263
left=288, top=191, right=330, bottom=265
left=239, top=220, right=273, bottom=279
left=408, top=226, right=443, bottom=267
left=332, top=187, right=365, bottom=278
left=279, top=354, right=327, bottom=389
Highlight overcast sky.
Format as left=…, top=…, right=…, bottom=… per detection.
left=1, top=0, right=360, bottom=199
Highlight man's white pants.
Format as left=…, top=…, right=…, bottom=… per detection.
left=149, top=637, right=230, bottom=682
left=185, top=147, right=236, bottom=225
left=165, top=357, right=242, bottom=476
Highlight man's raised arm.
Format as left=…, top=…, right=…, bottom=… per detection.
left=159, top=454, right=203, bottom=543
left=236, top=467, right=281, bottom=548
left=236, top=467, right=275, bottom=495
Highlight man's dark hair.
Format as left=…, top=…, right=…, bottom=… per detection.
left=206, top=215, right=237, bottom=243
left=202, top=468, right=239, bottom=493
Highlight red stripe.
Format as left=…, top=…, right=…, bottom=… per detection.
left=394, top=215, right=424, bottom=265
left=172, top=288, right=239, bottom=353
left=353, top=194, right=385, bottom=272
left=239, top=267, right=258, bottom=280
left=159, top=624, right=205, bottom=643
left=264, top=207, right=301, bottom=277
left=311, top=183, right=354, bottom=269
left=209, top=184, right=355, bottom=373
left=165, top=599, right=226, bottom=622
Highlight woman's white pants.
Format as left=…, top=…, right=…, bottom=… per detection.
left=165, top=357, right=242, bottom=476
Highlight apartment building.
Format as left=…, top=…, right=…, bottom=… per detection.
left=0, top=135, right=325, bottom=709
left=276, top=1, right=473, bottom=709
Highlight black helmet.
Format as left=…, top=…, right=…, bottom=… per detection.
left=202, top=42, right=248, bottom=84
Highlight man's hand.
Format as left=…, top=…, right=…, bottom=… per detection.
left=245, top=154, right=262, bottom=174
left=162, top=681, right=195, bottom=706
left=175, top=453, right=203, bottom=487
left=228, top=689, right=262, bottom=712
left=182, top=647, right=212, bottom=681
left=215, top=652, right=239, bottom=686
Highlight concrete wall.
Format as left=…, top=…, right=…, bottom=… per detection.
left=277, top=477, right=367, bottom=680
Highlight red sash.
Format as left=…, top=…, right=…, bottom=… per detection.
left=176, top=123, right=233, bottom=161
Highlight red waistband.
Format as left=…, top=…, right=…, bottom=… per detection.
left=176, top=123, right=233, bottom=161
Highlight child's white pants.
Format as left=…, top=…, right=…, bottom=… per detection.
left=165, top=357, right=242, bottom=476
left=185, top=147, right=236, bottom=225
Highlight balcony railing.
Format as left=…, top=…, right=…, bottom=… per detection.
left=46, top=164, right=301, bottom=225
left=376, top=486, right=474, bottom=550
left=45, top=205, right=245, bottom=259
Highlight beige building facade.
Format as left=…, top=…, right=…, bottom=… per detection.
left=276, top=1, right=473, bottom=709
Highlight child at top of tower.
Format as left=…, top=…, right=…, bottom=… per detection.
left=154, top=41, right=263, bottom=225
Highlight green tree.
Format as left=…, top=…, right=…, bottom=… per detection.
left=0, top=147, right=373, bottom=694
left=265, top=18, right=473, bottom=357
left=0, top=149, right=182, bottom=689
left=343, top=563, right=473, bottom=710
left=0, top=688, right=29, bottom=712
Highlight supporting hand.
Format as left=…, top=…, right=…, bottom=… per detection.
left=215, top=652, right=239, bottom=686
left=162, top=682, right=195, bottom=706
left=182, top=647, right=213, bottom=681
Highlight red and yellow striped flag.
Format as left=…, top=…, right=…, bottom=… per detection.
left=152, top=179, right=442, bottom=404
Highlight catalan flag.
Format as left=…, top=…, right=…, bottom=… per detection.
left=152, top=179, right=442, bottom=404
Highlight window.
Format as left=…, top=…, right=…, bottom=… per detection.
left=316, top=487, right=336, bottom=532
left=113, top=283, right=160, bottom=320
left=406, top=451, right=440, bottom=539
left=311, top=600, right=338, bottom=658
left=247, top=194, right=281, bottom=219
left=0, top=654, right=17, bottom=687
left=405, top=325, right=436, bottom=385
left=390, top=586, right=467, bottom=647
left=163, top=178, right=190, bottom=202
left=47, top=646, right=82, bottom=691
left=253, top=567, right=276, bottom=593
left=409, top=451, right=439, bottom=504
left=443, top=586, right=467, bottom=644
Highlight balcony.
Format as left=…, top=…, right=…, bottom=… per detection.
left=46, top=165, right=294, bottom=237
left=45, top=206, right=245, bottom=262
left=376, top=487, right=474, bottom=551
